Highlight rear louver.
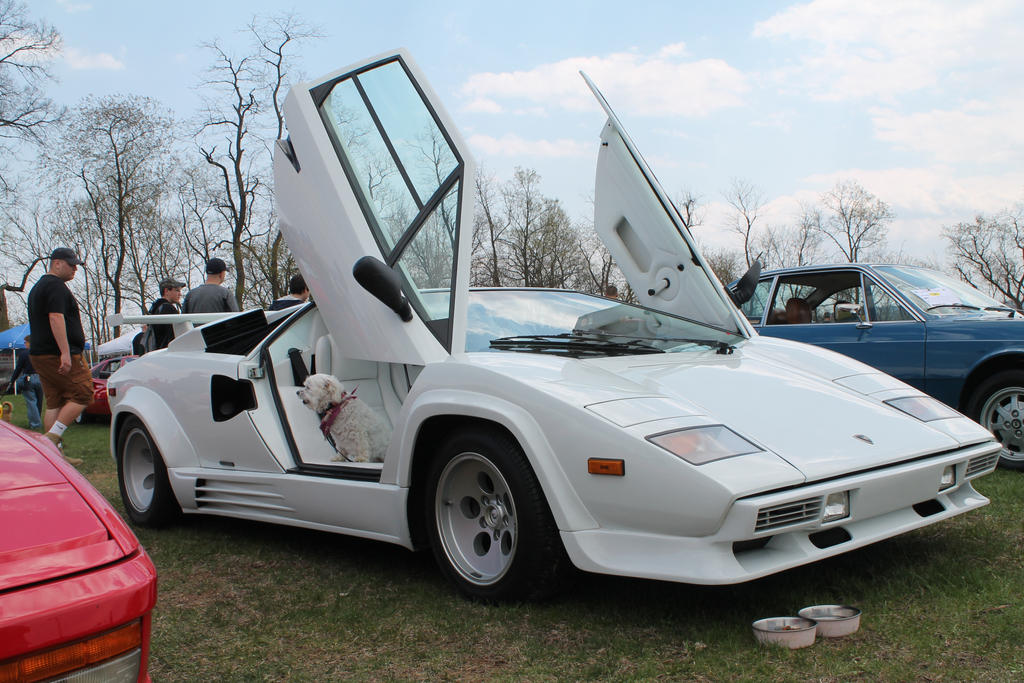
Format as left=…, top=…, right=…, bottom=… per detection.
left=965, top=452, right=999, bottom=478
left=755, top=497, right=822, bottom=532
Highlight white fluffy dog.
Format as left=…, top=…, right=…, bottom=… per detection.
left=297, top=373, right=389, bottom=463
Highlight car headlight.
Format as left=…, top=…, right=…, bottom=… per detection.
left=648, top=425, right=761, bottom=465
left=885, top=396, right=961, bottom=422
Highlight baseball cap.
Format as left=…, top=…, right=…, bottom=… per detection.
left=159, top=277, right=186, bottom=290
left=50, top=247, right=85, bottom=266
left=205, top=258, right=229, bottom=274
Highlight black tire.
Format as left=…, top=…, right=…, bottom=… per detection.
left=966, top=370, right=1024, bottom=471
left=116, top=416, right=182, bottom=525
left=424, top=427, right=570, bottom=602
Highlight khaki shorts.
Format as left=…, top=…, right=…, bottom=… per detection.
left=33, top=354, right=93, bottom=408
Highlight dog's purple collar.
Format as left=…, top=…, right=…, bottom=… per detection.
left=319, top=386, right=358, bottom=439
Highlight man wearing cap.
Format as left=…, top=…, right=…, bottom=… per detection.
left=26, top=247, right=91, bottom=465
left=147, top=277, right=185, bottom=349
left=182, top=258, right=239, bottom=314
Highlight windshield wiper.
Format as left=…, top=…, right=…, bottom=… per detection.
left=489, top=333, right=664, bottom=357
left=926, top=303, right=981, bottom=312
left=645, top=335, right=737, bottom=354
left=984, top=306, right=1019, bottom=318
left=572, top=328, right=737, bottom=354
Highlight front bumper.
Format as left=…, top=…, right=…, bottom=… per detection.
left=560, top=441, right=1000, bottom=585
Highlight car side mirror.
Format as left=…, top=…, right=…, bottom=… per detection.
left=836, top=302, right=871, bottom=328
left=353, top=256, right=414, bottom=322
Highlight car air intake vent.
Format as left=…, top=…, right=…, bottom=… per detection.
left=755, top=497, right=822, bottom=532
left=966, top=452, right=999, bottom=478
left=194, top=478, right=293, bottom=513
left=201, top=309, right=271, bottom=355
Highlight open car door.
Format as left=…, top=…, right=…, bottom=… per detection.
left=584, top=74, right=751, bottom=337
left=274, top=50, right=474, bottom=365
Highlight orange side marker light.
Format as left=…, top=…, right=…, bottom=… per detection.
left=588, top=458, right=625, bottom=476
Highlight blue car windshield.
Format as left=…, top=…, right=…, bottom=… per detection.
left=874, top=266, right=1013, bottom=316
left=458, top=289, right=743, bottom=354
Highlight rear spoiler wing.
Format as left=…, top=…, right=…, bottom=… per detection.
left=106, top=307, right=301, bottom=355
left=106, top=311, right=238, bottom=341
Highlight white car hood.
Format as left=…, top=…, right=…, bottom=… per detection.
left=484, top=338, right=989, bottom=482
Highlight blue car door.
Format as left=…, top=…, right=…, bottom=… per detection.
left=756, top=269, right=927, bottom=391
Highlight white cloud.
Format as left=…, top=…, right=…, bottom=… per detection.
left=870, top=98, right=1024, bottom=164
left=57, top=0, right=92, bottom=13
left=753, top=0, right=1024, bottom=100
left=460, top=45, right=748, bottom=117
left=463, top=97, right=503, bottom=114
left=798, top=167, right=1024, bottom=218
left=468, top=133, right=592, bottom=159
left=63, top=47, right=125, bottom=70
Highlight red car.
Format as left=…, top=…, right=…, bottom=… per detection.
left=83, top=355, right=138, bottom=420
left=0, top=421, right=157, bottom=682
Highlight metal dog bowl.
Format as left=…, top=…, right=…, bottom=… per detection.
left=797, top=604, right=862, bottom=637
left=751, top=616, right=817, bottom=649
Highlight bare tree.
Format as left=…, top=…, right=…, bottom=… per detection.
left=0, top=199, right=53, bottom=328
left=196, top=13, right=320, bottom=309
left=43, top=95, right=175, bottom=334
left=472, top=168, right=508, bottom=287
left=0, top=0, right=62, bottom=193
left=754, top=212, right=823, bottom=270
left=673, top=189, right=705, bottom=231
left=498, top=169, right=585, bottom=288
left=698, top=244, right=745, bottom=285
left=578, top=231, right=621, bottom=297
left=469, top=167, right=590, bottom=290
left=944, top=206, right=1024, bottom=308
left=724, top=179, right=765, bottom=267
left=809, top=179, right=892, bottom=262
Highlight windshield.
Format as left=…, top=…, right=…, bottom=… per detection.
left=874, top=265, right=1013, bottom=316
left=462, top=289, right=743, bottom=355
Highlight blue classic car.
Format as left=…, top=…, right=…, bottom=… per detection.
left=734, top=263, right=1024, bottom=470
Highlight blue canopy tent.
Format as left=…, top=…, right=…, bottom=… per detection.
left=0, top=323, right=91, bottom=351
left=0, top=323, right=30, bottom=349
left=0, top=324, right=91, bottom=385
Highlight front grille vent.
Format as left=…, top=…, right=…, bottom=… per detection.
left=755, top=497, right=822, bottom=532
left=965, top=452, right=999, bottom=478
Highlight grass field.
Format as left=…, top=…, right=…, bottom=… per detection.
left=17, top=400, right=1023, bottom=682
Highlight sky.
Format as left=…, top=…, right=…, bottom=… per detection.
left=35, top=0, right=1024, bottom=265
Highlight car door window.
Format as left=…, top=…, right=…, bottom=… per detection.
left=741, top=279, right=773, bottom=325
left=865, top=278, right=914, bottom=321
left=317, top=58, right=464, bottom=347
left=768, top=272, right=864, bottom=324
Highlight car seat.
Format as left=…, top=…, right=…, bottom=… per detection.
left=785, top=297, right=812, bottom=324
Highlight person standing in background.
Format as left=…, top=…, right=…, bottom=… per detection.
left=269, top=274, right=310, bottom=310
left=183, top=258, right=239, bottom=314
left=4, top=336, right=44, bottom=430
left=27, top=247, right=92, bottom=465
left=148, top=277, right=186, bottom=349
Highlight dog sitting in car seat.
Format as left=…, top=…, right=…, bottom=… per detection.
left=297, top=374, right=389, bottom=463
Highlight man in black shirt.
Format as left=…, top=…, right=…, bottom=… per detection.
left=27, top=247, right=92, bottom=464
left=147, top=277, right=185, bottom=349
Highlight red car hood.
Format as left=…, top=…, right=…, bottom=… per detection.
left=0, top=423, right=138, bottom=591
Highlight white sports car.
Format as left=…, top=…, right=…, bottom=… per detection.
left=109, top=50, right=1001, bottom=601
